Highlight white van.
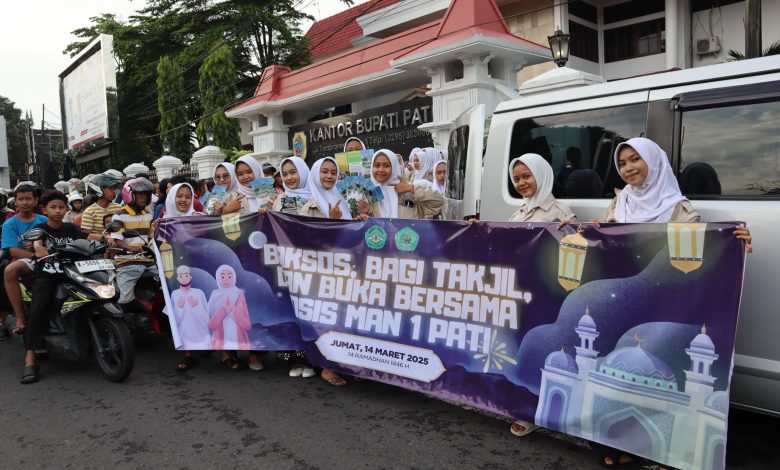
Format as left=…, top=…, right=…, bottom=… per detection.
left=447, top=55, right=780, bottom=416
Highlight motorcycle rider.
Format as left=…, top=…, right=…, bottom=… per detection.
left=111, top=178, right=158, bottom=312
left=63, top=192, right=84, bottom=224
left=81, top=173, right=122, bottom=241
left=1, top=184, right=47, bottom=339
left=21, top=190, right=87, bottom=384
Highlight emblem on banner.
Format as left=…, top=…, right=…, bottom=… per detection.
left=292, top=132, right=307, bottom=159
left=365, top=226, right=387, bottom=249
left=221, top=213, right=242, bottom=241
left=394, top=227, right=419, bottom=251
left=557, top=225, right=589, bottom=291
left=667, top=223, right=707, bottom=273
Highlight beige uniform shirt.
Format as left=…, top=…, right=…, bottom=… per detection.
left=372, top=185, right=444, bottom=220
left=604, top=189, right=701, bottom=223
left=508, top=195, right=576, bottom=223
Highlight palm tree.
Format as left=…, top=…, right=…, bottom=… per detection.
left=728, top=39, right=780, bottom=60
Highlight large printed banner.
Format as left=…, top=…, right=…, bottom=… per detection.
left=154, top=213, right=745, bottom=470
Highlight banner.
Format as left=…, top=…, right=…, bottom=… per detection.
left=154, top=213, right=745, bottom=470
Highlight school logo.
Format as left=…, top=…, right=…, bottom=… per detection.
left=365, top=225, right=387, bottom=249
left=394, top=227, right=419, bottom=252
left=292, top=132, right=307, bottom=159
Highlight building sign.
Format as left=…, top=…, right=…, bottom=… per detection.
left=288, top=98, right=434, bottom=163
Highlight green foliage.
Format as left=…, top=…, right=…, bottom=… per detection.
left=196, top=45, right=241, bottom=149
left=64, top=1, right=353, bottom=168
left=157, top=56, right=191, bottom=159
left=0, top=95, right=31, bottom=181
left=728, top=40, right=780, bottom=61
left=224, top=148, right=253, bottom=164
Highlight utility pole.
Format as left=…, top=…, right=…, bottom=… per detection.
left=745, top=0, right=762, bottom=59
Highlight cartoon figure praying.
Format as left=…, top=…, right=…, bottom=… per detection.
left=207, top=265, right=252, bottom=350
left=171, top=265, right=211, bottom=349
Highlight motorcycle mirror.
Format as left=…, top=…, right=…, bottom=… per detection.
left=106, top=221, right=123, bottom=233
left=123, top=229, right=141, bottom=239
left=21, top=228, right=45, bottom=242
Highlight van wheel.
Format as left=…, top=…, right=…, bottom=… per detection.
left=93, top=317, right=134, bottom=382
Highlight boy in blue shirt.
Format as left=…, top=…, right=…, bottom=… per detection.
left=0, top=184, right=46, bottom=339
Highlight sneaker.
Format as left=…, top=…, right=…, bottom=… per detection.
left=289, top=365, right=304, bottom=377
left=301, top=366, right=316, bottom=378
left=0, top=326, right=10, bottom=341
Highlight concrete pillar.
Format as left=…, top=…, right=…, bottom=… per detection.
left=191, top=145, right=227, bottom=180
left=152, top=155, right=183, bottom=180
left=249, top=111, right=292, bottom=165
left=665, top=0, right=678, bottom=69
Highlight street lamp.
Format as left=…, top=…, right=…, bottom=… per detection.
left=547, top=28, right=570, bottom=67
left=162, top=140, right=171, bottom=154
left=205, top=129, right=215, bottom=146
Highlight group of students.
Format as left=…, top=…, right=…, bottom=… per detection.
left=0, top=136, right=753, bottom=468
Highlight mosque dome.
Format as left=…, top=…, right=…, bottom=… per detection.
left=577, top=308, right=597, bottom=332
left=600, top=345, right=678, bottom=390
left=689, top=325, right=716, bottom=353
left=545, top=349, right=579, bottom=373
left=705, top=391, right=729, bottom=413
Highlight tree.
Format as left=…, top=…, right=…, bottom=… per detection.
left=196, top=45, right=241, bottom=149
left=157, top=56, right=192, bottom=159
left=0, top=95, right=32, bottom=182
left=728, top=39, right=780, bottom=60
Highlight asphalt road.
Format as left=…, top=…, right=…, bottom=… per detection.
left=0, top=334, right=777, bottom=470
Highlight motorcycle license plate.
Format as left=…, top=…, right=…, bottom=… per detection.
left=74, top=259, right=115, bottom=273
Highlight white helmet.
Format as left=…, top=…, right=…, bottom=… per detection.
left=68, top=191, right=83, bottom=203
left=54, top=181, right=69, bottom=193
left=104, top=169, right=124, bottom=180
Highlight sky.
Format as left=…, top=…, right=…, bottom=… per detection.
left=0, top=0, right=368, bottom=127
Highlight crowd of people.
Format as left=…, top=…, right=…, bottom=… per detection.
left=0, top=136, right=752, bottom=469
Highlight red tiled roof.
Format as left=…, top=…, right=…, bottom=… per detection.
left=305, top=0, right=403, bottom=61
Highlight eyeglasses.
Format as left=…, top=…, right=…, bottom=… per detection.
left=214, top=174, right=231, bottom=181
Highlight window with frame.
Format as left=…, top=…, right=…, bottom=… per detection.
left=569, top=20, right=599, bottom=62
left=604, top=18, right=665, bottom=62
left=508, top=104, right=648, bottom=199
left=679, top=99, right=780, bottom=198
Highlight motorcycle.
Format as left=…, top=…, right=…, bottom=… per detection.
left=17, top=228, right=134, bottom=382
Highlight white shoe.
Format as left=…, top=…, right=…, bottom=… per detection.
left=289, top=365, right=304, bottom=377
left=301, top=366, right=316, bottom=378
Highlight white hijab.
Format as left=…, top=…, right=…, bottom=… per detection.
left=343, top=137, right=366, bottom=152
left=235, top=155, right=263, bottom=212
left=370, top=149, right=400, bottom=218
left=308, top=157, right=352, bottom=220
left=413, top=148, right=433, bottom=181
left=509, top=153, right=554, bottom=211
left=214, top=162, right=238, bottom=192
left=408, top=147, right=421, bottom=162
left=432, top=160, right=447, bottom=194
left=279, top=157, right=312, bottom=201
left=164, top=183, right=196, bottom=218
left=208, top=265, right=242, bottom=313
left=613, top=138, right=687, bottom=223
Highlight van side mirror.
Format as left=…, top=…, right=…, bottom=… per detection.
left=106, top=221, right=123, bottom=233
left=122, top=229, right=141, bottom=239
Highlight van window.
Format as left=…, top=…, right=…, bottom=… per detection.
left=679, top=99, right=780, bottom=198
left=446, top=124, right=469, bottom=200
left=509, top=103, right=648, bottom=199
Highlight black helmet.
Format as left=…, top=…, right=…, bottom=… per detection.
left=87, top=173, right=123, bottom=198
left=122, top=177, right=154, bottom=206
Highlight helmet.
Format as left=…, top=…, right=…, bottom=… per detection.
left=122, top=177, right=154, bottom=206
left=7, top=197, right=15, bottom=211
left=87, top=173, right=122, bottom=198
left=54, top=181, right=69, bottom=193
left=67, top=192, right=83, bottom=209
left=68, top=178, right=81, bottom=186
left=105, top=169, right=124, bottom=180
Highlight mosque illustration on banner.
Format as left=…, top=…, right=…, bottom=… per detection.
left=535, top=309, right=727, bottom=470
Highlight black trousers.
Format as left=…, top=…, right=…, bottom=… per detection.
left=24, top=276, right=58, bottom=350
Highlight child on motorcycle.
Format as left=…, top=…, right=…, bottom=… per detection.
left=81, top=173, right=122, bottom=241
left=21, top=190, right=87, bottom=384
left=110, top=178, right=158, bottom=311
left=1, top=184, right=47, bottom=339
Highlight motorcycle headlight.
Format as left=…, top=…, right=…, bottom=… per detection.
left=91, top=283, right=116, bottom=299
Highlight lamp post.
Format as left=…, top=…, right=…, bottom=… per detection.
left=547, top=28, right=571, bottom=67
left=162, top=140, right=171, bottom=154
left=205, top=129, right=215, bottom=146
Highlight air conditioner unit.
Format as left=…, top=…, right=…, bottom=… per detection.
left=696, top=37, right=721, bottom=55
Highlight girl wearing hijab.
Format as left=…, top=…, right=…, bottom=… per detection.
left=207, top=265, right=252, bottom=350
left=211, top=162, right=239, bottom=215
left=506, top=153, right=576, bottom=223
left=266, top=157, right=316, bottom=379
left=432, top=160, right=447, bottom=194
left=299, top=157, right=354, bottom=220
left=232, top=155, right=264, bottom=214
left=592, top=137, right=751, bottom=468
left=412, top=148, right=435, bottom=182
left=343, top=136, right=366, bottom=152
left=370, top=149, right=444, bottom=219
